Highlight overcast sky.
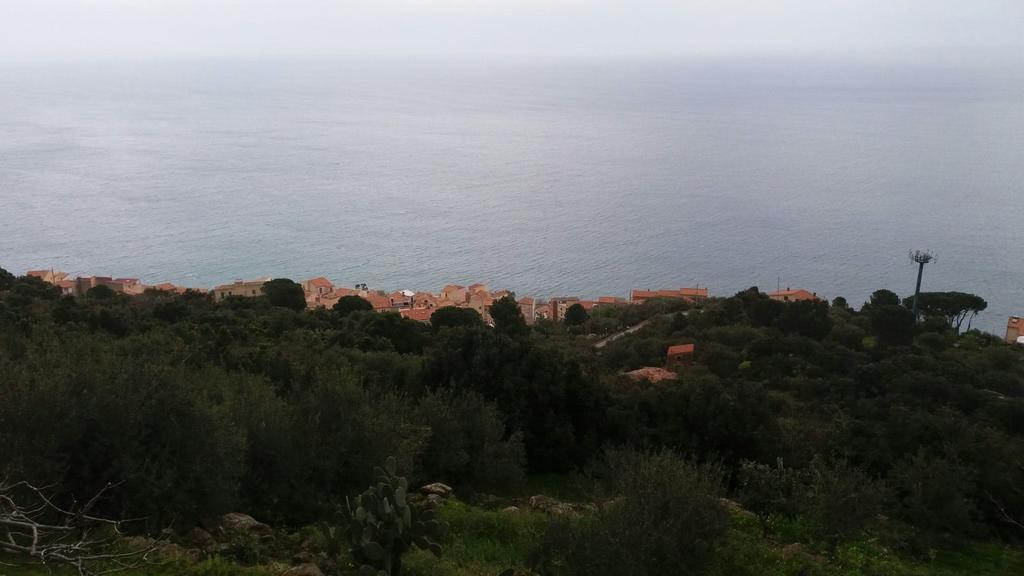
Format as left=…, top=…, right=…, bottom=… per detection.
left=1, top=0, right=1022, bottom=62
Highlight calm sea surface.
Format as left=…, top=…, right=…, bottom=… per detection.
left=1, top=58, right=1022, bottom=332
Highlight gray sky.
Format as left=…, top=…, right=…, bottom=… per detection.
left=1, top=0, right=1022, bottom=62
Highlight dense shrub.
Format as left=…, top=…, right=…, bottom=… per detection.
left=532, top=449, right=729, bottom=576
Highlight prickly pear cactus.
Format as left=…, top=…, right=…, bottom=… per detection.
left=348, top=457, right=448, bottom=576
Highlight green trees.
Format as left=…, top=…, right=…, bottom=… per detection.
left=262, top=278, right=306, bottom=310
left=85, top=284, right=117, bottom=299
left=0, top=266, right=15, bottom=290
left=429, top=306, right=483, bottom=331
left=533, top=449, right=729, bottom=576
left=869, top=289, right=901, bottom=308
left=736, top=457, right=889, bottom=554
left=869, top=303, right=916, bottom=345
left=563, top=303, right=588, bottom=327
left=800, top=457, right=888, bottom=554
left=490, top=295, right=528, bottom=337
left=422, top=326, right=605, bottom=472
left=1, top=273, right=1023, bottom=553
left=333, top=295, right=374, bottom=316
left=903, top=291, right=988, bottom=333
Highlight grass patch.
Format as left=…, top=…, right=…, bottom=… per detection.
left=404, top=499, right=547, bottom=576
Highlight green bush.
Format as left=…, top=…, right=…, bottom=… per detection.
left=532, top=449, right=730, bottom=576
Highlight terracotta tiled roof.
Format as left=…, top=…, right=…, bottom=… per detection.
left=767, top=289, right=819, bottom=302
left=326, top=287, right=359, bottom=298
left=306, top=277, right=333, bottom=288
left=400, top=308, right=434, bottom=323
left=667, top=343, right=695, bottom=356
left=442, top=284, right=465, bottom=292
left=631, top=288, right=708, bottom=302
left=365, top=293, right=394, bottom=310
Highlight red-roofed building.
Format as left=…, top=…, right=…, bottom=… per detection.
left=364, top=293, right=395, bottom=311
left=578, top=297, right=630, bottom=312
left=389, top=291, right=413, bottom=309
left=212, top=279, right=269, bottom=301
left=549, top=297, right=580, bottom=322
left=666, top=343, right=695, bottom=370
left=27, top=270, right=69, bottom=284
left=400, top=308, right=435, bottom=323
left=152, top=282, right=197, bottom=295
left=631, top=287, right=708, bottom=304
left=519, top=296, right=539, bottom=325
left=767, top=288, right=820, bottom=303
left=312, top=287, right=363, bottom=310
left=440, top=284, right=467, bottom=305
left=56, top=280, right=75, bottom=295
left=1007, top=316, right=1024, bottom=344
left=413, top=292, right=439, bottom=309
left=302, top=277, right=335, bottom=297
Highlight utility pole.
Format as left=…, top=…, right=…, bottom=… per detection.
left=909, top=250, right=934, bottom=324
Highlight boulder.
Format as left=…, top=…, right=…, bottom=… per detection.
left=529, top=495, right=576, bottom=515
left=420, top=482, right=453, bottom=497
left=425, top=494, right=446, bottom=508
left=501, top=506, right=520, bottom=513
left=220, top=512, right=273, bottom=536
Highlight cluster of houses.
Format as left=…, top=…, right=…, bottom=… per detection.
left=25, top=269, right=200, bottom=297
left=23, top=268, right=829, bottom=328
left=273, top=278, right=713, bottom=326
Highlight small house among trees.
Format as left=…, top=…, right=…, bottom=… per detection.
left=666, top=343, right=695, bottom=370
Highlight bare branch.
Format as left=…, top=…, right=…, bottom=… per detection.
left=0, top=480, right=161, bottom=575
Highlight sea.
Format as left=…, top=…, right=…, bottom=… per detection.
left=1, top=56, right=1022, bottom=333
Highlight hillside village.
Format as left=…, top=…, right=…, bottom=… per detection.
left=26, top=268, right=720, bottom=325
left=27, top=268, right=1022, bottom=345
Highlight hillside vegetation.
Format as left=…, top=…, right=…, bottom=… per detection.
left=1, top=268, right=1023, bottom=575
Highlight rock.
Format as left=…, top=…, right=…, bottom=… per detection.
left=501, top=506, right=520, bottom=513
left=529, top=495, right=577, bottom=515
left=220, top=512, right=273, bottom=536
left=425, top=493, right=446, bottom=507
left=284, top=563, right=324, bottom=576
left=420, top=482, right=454, bottom=497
